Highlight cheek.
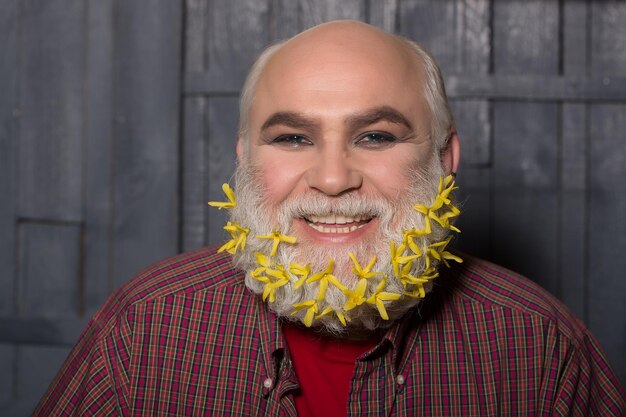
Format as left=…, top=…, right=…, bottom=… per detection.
left=253, top=154, right=308, bottom=204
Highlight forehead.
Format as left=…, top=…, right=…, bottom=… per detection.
left=249, top=25, right=428, bottom=130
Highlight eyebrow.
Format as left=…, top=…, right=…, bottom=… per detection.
left=260, top=105, right=413, bottom=132
left=345, top=106, right=413, bottom=131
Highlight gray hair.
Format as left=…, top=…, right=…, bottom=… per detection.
left=237, top=34, right=454, bottom=151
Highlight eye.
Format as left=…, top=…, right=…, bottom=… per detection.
left=355, top=132, right=399, bottom=148
left=272, top=134, right=313, bottom=147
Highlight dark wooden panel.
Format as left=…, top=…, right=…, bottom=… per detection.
left=399, top=0, right=490, bottom=74
left=493, top=0, right=559, bottom=74
left=563, top=0, right=589, bottom=76
left=17, top=0, right=85, bottom=222
left=0, top=344, right=16, bottom=407
left=0, top=0, right=18, bottom=316
left=82, top=0, right=115, bottom=315
left=182, top=97, right=208, bottom=252
left=298, top=0, right=365, bottom=29
left=206, top=0, right=270, bottom=72
left=450, top=99, right=491, bottom=166
left=206, top=97, right=239, bottom=245
left=111, top=0, right=182, bottom=286
left=270, top=0, right=299, bottom=39
left=591, top=1, right=626, bottom=75
left=492, top=102, right=560, bottom=295
left=367, top=0, right=397, bottom=31
left=0, top=317, right=87, bottom=345
left=588, top=104, right=626, bottom=386
left=185, top=0, right=209, bottom=73
left=454, top=166, right=492, bottom=260
left=18, top=221, right=81, bottom=317
left=559, top=103, right=587, bottom=320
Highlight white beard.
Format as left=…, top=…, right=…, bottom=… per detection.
left=229, top=156, right=453, bottom=336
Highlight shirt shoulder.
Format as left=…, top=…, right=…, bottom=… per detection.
left=442, top=253, right=586, bottom=341
left=93, top=246, right=244, bottom=328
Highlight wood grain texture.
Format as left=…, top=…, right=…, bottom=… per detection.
left=298, top=0, right=365, bottom=29
left=182, top=97, right=208, bottom=252
left=206, top=98, right=238, bottom=245
left=0, top=0, right=18, bottom=316
left=17, top=0, right=85, bottom=222
left=492, top=102, right=560, bottom=295
left=111, top=0, right=182, bottom=286
left=367, top=0, right=397, bottom=31
left=0, top=344, right=16, bottom=407
left=588, top=104, right=626, bottom=387
left=17, top=221, right=81, bottom=317
left=450, top=99, right=491, bottom=166
left=493, top=0, right=559, bottom=74
left=591, top=1, right=626, bottom=75
left=82, top=0, right=115, bottom=315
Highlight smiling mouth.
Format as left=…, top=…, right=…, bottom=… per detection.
left=303, top=214, right=373, bottom=234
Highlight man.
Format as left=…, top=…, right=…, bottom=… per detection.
left=35, top=20, right=624, bottom=416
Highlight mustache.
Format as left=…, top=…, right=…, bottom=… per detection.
left=274, top=193, right=396, bottom=227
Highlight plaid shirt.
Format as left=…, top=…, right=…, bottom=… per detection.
left=34, top=246, right=625, bottom=416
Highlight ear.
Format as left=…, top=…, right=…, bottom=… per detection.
left=441, top=129, right=460, bottom=175
left=236, top=135, right=245, bottom=163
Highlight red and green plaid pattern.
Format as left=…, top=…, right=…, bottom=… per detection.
left=34, top=247, right=625, bottom=416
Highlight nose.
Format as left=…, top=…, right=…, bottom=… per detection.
left=305, top=144, right=363, bottom=196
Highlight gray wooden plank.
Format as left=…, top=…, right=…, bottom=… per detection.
left=493, top=0, right=559, bottom=74
left=17, top=344, right=71, bottom=414
left=0, top=344, right=16, bottom=407
left=588, top=104, right=626, bottom=387
left=82, top=0, right=115, bottom=315
left=111, top=0, right=182, bottom=286
left=559, top=103, right=587, bottom=320
left=182, top=97, right=208, bottom=252
left=206, top=97, right=239, bottom=245
left=17, top=0, right=85, bottom=222
left=563, top=0, right=589, bottom=76
left=0, top=0, right=18, bottom=316
left=206, top=0, right=270, bottom=72
left=591, top=1, right=626, bottom=75
left=398, top=0, right=490, bottom=74
left=270, top=0, right=299, bottom=40
left=298, top=0, right=365, bottom=30
left=0, top=317, right=87, bottom=345
left=17, top=221, right=81, bottom=317
left=185, top=0, right=209, bottom=73
left=492, top=102, right=560, bottom=296
left=449, top=99, right=490, bottom=166
left=367, top=0, right=397, bottom=32
left=454, top=166, right=492, bottom=260
left=185, top=72, right=626, bottom=101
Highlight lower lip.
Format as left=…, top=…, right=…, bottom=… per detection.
left=294, top=218, right=377, bottom=243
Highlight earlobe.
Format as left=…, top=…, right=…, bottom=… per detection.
left=236, top=137, right=245, bottom=163
left=441, top=130, right=460, bottom=175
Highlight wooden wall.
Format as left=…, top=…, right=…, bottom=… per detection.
left=0, top=0, right=624, bottom=413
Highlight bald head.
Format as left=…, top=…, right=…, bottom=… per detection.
left=239, top=20, right=454, bottom=152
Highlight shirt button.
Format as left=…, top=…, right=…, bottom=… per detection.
left=263, top=378, right=273, bottom=389
left=396, top=375, right=406, bottom=385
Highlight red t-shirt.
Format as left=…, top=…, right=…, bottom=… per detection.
left=282, top=323, right=380, bottom=417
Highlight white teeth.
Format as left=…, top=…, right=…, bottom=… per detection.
left=307, top=222, right=368, bottom=233
left=306, top=214, right=369, bottom=225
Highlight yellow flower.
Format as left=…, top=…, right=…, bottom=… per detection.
left=426, top=237, right=463, bottom=268
left=256, top=230, right=297, bottom=257
left=217, top=221, right=249, bottom=254
left=348, top=253, right=380, bottom=280
left=316, top=306, right=349, bottom=327
left=414, top=175, right=461, bottom=233
left=290, top=262, right=311, bottom=289
left=261, top=264, right=290, bottom=303
left=366, top=277, right=402, bottom=320
left=251, top=252, right=272, bottom=278
left=390, top=241, right=419, bottom=277
left=208, top=183, right=236, bottom=209
left=291, top=299, right=319, bottom=327
left=343, top=278, right=368, bottom=311
left=402, top=228, right=429, bottom=257
left=401, top=267, right=439, bottom=298
left=306, top=259, right=347, bottom=301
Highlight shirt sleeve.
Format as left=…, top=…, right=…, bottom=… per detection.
left=554, top=329, right=625, bottom=416
left=32, top=311, right=133, bottom=416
